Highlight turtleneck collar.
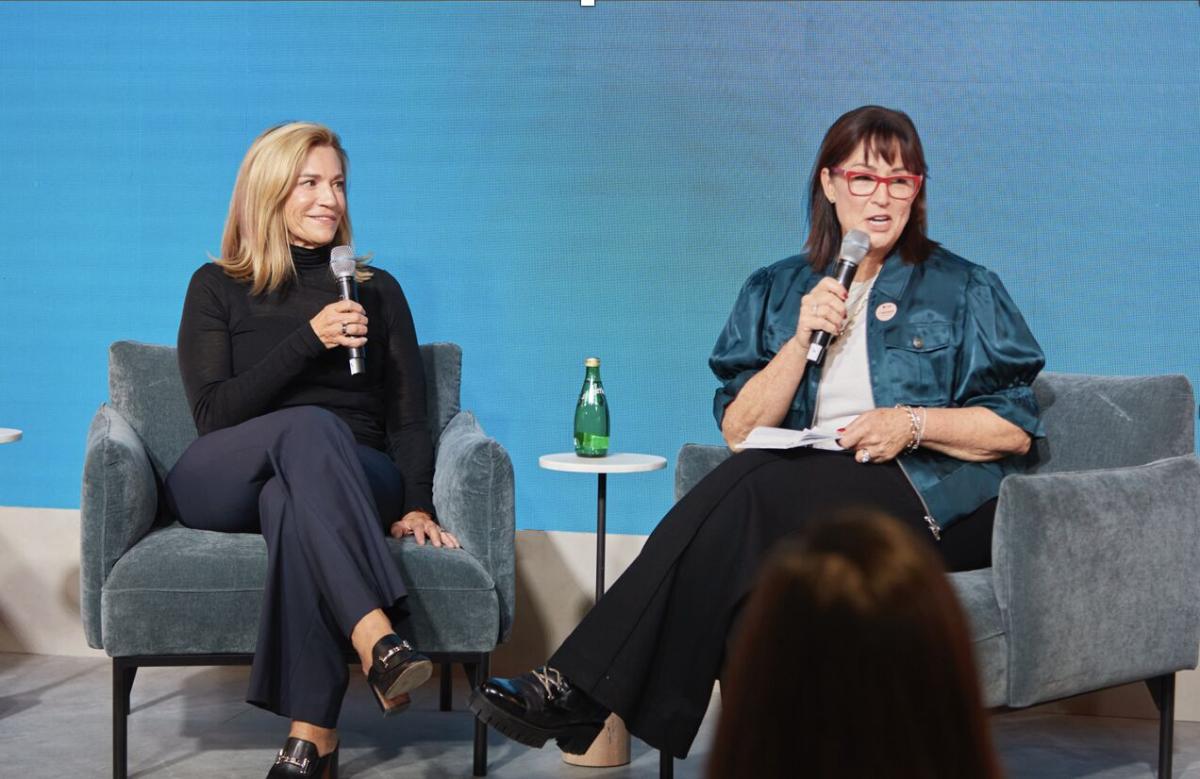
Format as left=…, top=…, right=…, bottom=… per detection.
left=290, top=243, right=332, bottom=270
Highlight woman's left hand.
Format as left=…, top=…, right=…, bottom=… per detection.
left=389, top=511, right=461, bottom=548
left=837, top=408, right=913, bottom=464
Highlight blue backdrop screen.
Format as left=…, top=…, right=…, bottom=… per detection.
left=1, top=1, right=1197, bottom=533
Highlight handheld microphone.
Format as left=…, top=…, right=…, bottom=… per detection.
left=806, top=229, right=871, bottom=366
left=330, top=245, right=366, bottom=376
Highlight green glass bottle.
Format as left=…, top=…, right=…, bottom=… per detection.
left=573, top=357, right=609, bottom=457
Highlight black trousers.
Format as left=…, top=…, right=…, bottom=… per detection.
left=549, top=448, right=995, bottom=759
left=165, top=406, right=410, bottom=728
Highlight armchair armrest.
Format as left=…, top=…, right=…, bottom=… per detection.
left=993, top=455, right=1200, bottom=707
left=432, top=410, right=516, bottom=642
left=80, top=404, right=159, bottom=649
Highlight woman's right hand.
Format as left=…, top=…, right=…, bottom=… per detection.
left=794, top=277, right=849, bottom=351
left=310, top=300, right=369, bottom=350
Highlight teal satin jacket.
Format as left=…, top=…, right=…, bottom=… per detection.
left=710, top=246, right=1045, bottom=531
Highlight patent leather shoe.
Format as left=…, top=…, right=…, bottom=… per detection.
left=468, top=666, right=608, bottom=754
left=367, top=634, right=432, bottom=716
left=266, top=737, right=338, bottom=779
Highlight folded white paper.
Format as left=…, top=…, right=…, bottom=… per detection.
left=736, top=425, right=842, bottom=451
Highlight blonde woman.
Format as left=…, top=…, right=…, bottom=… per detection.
left=165, top=122, right=459, bottom=779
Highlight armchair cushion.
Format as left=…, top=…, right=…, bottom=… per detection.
left=102, top=526, right=266, bottom=655
left=101, top=524, right=499, bottom=656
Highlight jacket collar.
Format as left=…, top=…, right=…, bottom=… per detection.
left=872, top=251, right=913, bottom=301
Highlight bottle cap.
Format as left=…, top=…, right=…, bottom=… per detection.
left=584, top=357, right=600, bottom=367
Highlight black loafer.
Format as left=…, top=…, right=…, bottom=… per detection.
left=367, top=634, right=432, bottom=716
left=266, top=737, right=338, bottom=779
left=468, top=666, right=608, bottom=754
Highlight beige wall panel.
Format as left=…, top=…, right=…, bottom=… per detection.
left=0, top=506, right=102, bottom=657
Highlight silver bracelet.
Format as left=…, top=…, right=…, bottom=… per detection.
left=896, top=404, right=922, bottom=453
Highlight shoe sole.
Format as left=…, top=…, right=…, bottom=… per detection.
left=467, top=690, right=603, bottom=755
left=383, top=658, right=433, bottom=701
left=373, top=691, right=412, bottom=718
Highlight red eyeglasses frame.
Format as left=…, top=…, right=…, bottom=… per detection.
left=829, top=167, right=924, bottom=199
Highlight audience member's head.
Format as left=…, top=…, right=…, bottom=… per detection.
left=707, top=510, right=1001, bottom=779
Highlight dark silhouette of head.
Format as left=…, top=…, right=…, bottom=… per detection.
left=707, top=510, right=1000, bottom=779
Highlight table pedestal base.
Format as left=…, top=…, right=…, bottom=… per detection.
left=561, top=713, right=631, bottom=767
left=538, top=453, right=664, bottom=771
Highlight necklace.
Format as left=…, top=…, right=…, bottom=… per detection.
left=842, top=276, right=876, bottom=330
left=823, top=276, right=876, bottom=362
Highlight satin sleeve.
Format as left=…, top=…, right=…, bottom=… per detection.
left=709, top=266, right=775, bottom=429
left=953, top=267, right=1045, bottom=436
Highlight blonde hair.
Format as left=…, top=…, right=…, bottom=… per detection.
left=216, top=122, right=370, bottom=294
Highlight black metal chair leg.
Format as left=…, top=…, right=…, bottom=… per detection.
left=472, top=653, right=491, bottom=777
left=660, top=748, right=673, bottom=778
left=439, top=661, right=453, bottom=711
left=113, top=660, right=137, bottom=779
left=1147, top=673, right=1175, bottom=779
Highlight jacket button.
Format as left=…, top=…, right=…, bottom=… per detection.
left=912, top=336, right=924, bottom=349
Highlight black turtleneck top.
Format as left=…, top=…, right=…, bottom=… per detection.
left=176, top=245, right=436, bottom=519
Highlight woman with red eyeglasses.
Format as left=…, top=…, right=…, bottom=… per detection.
left=471, top=105, right=1043, bottom=764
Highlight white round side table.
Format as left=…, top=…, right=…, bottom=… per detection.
left=538, top=452, right=667, bottom=768
left=0, top=428, right=22, bottom=444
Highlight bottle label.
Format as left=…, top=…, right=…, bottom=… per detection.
left=575, top=433, right=609, bottom=455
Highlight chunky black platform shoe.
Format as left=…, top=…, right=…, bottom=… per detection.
left=468, top=666, right=609, bottom=754
left=367, top=634, right=432, bottom=716
left=266, top=737, right=338, bottom=779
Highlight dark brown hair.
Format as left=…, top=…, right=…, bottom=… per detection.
left=804, top=106, right=939, bottom=272
left=706, top=511, right=1001, bottom=779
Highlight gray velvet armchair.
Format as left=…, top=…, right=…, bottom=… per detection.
left=80, top=340, right=516, bottom=778
left=674, top=372, right=1200, bottom=779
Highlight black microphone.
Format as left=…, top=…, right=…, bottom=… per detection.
left=330, top=245, right=366, bottom=376
left=806, top=229, right=871, bottom=366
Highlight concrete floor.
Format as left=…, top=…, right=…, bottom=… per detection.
left=1, top=652, right=1198, bottom=778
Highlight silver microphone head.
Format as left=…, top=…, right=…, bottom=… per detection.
left=330, top=245, right=357, bottom=278
left=839, top=229, right=871, bottom=265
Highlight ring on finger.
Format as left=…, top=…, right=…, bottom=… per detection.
left=857, top=449, right=872, bottom=464
left=340, top=322, right=348, bottom=336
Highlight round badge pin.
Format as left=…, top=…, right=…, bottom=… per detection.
left=875, top=302, right=897, bottom=322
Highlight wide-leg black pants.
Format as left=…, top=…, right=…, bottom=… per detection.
left=164, top=406, right=411, bottom=728
left=549, top=448, right=994, bottom=759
